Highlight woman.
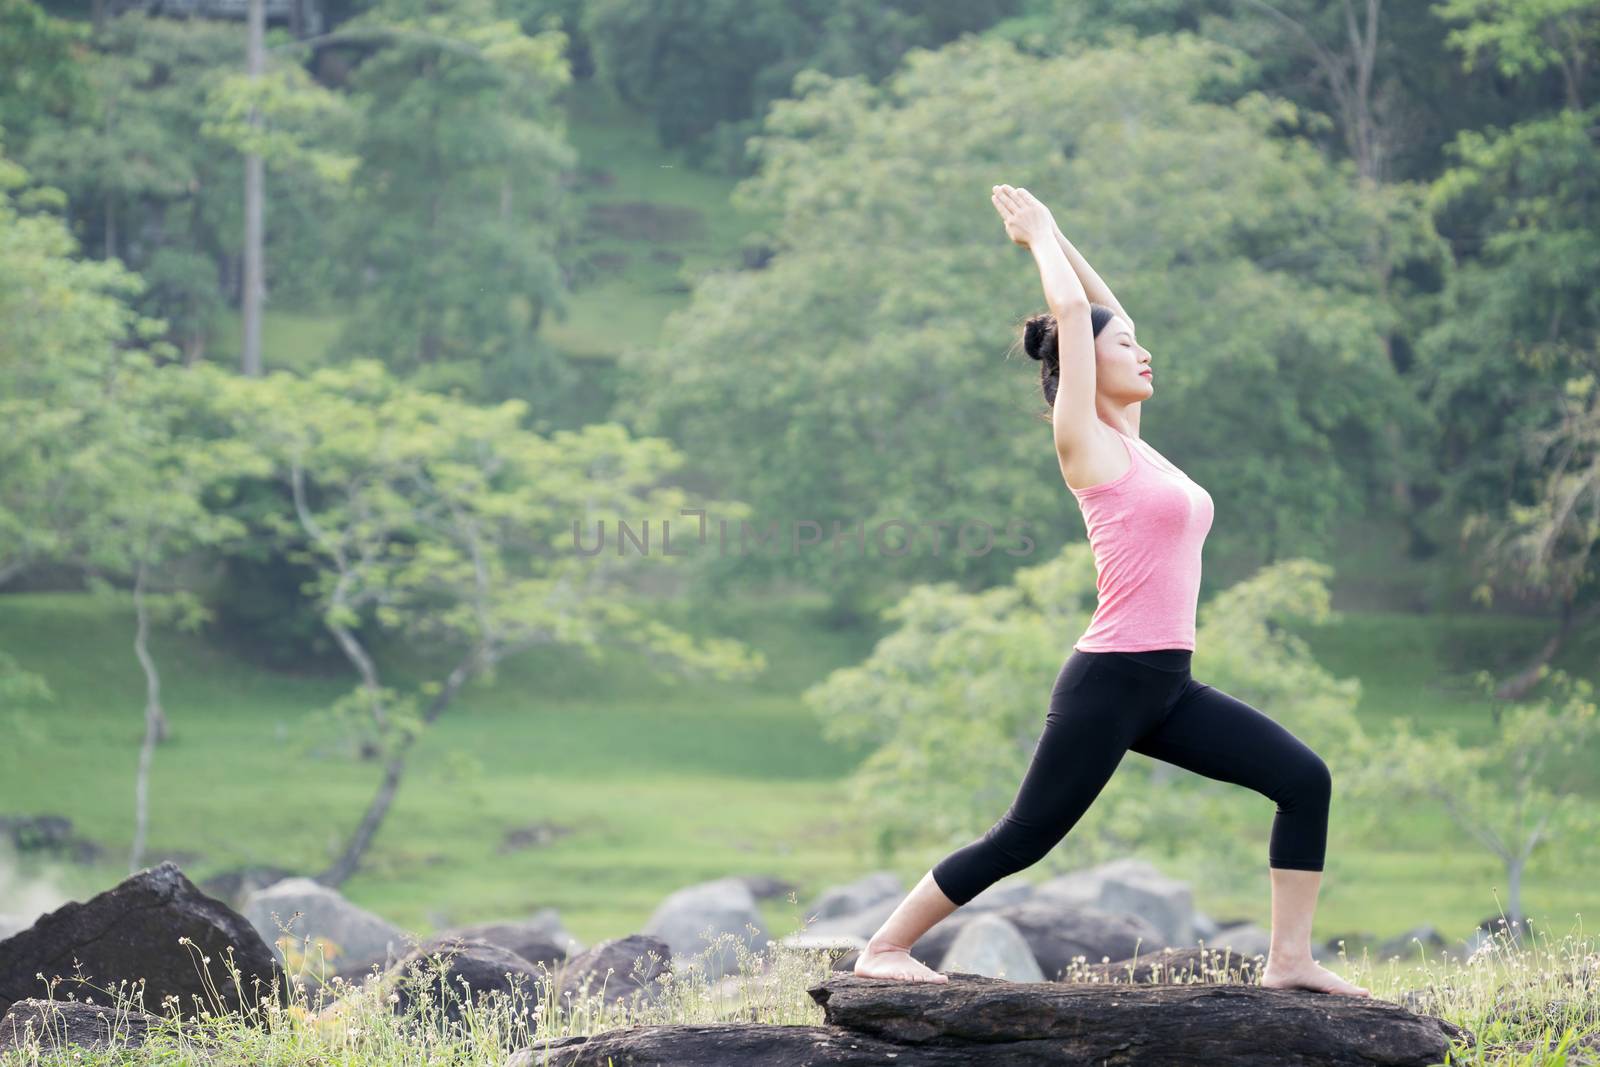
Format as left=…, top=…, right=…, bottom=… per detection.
left=851, top=184, right=1369, bottom=997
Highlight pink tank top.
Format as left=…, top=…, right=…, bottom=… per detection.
left=1069, top=427, right=1214, bottom=652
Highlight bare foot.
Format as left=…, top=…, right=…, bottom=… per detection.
left=1260, top=957, right=1370, bottom=997
left=853, top=942, right=949, bottom=983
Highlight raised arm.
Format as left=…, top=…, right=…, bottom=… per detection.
left=991, top=184, right=1098, bottom=457
left=1051, top=221, right=1134, bottom=331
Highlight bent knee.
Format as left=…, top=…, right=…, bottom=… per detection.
left=1286, top=752, right=1332, bottom=804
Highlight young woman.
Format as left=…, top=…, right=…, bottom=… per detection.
left=851, top=184, right=1369, bottom=997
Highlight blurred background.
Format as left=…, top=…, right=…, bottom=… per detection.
left=1, top=0, right=1597, bottom=971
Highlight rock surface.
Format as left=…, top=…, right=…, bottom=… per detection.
left=241, top=875, right=406, bottom=968
left=807, top=971, right=1472, bottom=1066
left=505, top=970, right=1475, bottom=1066
left=0, top=861, right=284, bottom=1021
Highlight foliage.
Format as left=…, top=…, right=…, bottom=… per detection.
left=1348, top=662, right=1600, bottom=918
left=327, top=0, right=580, bottom=413
left=581, top=0, right=1023, bottom=172
left=631, top=30, right=1429, bottom=616
left=207, top=359, right=763, bottom=762
left=0, top=144, right=169, bottom=583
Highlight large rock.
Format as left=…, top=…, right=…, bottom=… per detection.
left=641, top=877, right=769, bottom=981
left=1037, top=857, right=1197, bottom=948
left=990, top=899, right=1167, bottom=982
left=505, top=972, right=1472, bottom=1065
left=828, top=897, right=1169, bottom=982
left=1035, top=856, right=1165, bottom=908
left=938, top=913, right=1045, bottom=981
left=809, top=971, right=1471, bottom=1065
left=241, top=875, right=407, bottom=970
left=1208, top=921, right=1272, bottom=961
left=0, top=861, right=284, bottom=1021
left=797, top=895, right=900, bottom=943
left=327, top=909, right=585, bottom=984
left=553, top=934, right=673, bottom=1011
left=802, top=872, right=903, bottom=923
left=1096, top=861, right=1194, bottom=947
left=439, top=912, right=582, bottom=968
left=0, top=999, right=200, bottom=1056
left=317, top=934, right=543, bottom=1050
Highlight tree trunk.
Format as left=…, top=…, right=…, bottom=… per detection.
left=241, top=0, right=265, bottom=377
left=128, top=558, right=168, bottom=874
left=315, top=652, right=481, bottom=887
left=1505, top=855, right=1524, bottom=926
left=1493, top=596, right=1600, bottom=701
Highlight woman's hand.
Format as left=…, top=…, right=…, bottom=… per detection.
left=991, top=184, right=1056, bottom=249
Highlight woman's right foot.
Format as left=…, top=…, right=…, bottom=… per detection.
left=853, top=942, right=949, bottom=982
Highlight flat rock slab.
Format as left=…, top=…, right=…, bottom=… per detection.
left=807, top=972, right=1472, bottom=1066
left=509, top=1021, right=998, bottom=1066
left=506, top=970, right=1473, bottom=1066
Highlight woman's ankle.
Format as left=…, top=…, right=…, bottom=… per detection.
left=865, top=936, right=912, bottom=955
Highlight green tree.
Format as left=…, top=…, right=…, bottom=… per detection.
left=632, top=31, right=1426, bottom=618
left=1349, top=665, right=1600, bottom=921
left=1433, top=0, right=1600, bottom=110
left=1417, top=102, right=1600, bottom=673
left=0, top=0, right=89, bottom=143
left=330, top=0, right=579, bottom=413
left=17, top=13, right=354, bottom=368
left=212, top=360, right=763, bottom=885
left=582, top=0, right=1023, bottom=171
left=72, top=360, right=268, bottom=872
left=0, top=144, right=162, bottom=588
left=0, top=144, right=256, bottom=871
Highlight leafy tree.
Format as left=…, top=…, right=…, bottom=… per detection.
left=0, top=144, right=255, bottom=871
left=1416, top=57, right=1600, bottom=673
left=1460, top=368, right=1600, bottom=699
left=632, top=31, right=1426, bottom=618
left=211, top=360, right=764, bottom=885
left=1348, top=664, right=1600, bottom=921
left=0, top=144, right=162, bottom=588
left=329, top=0, right=579, bottom=414
left=581, top=0, right=1022, bottom=172
left=1433, top=0, right=1600, bottom=110
left=72, top=360, right=268, bottom=872
left=16, top=12, right=355, bottom=367
left=0, top=0, right=89, bottom=143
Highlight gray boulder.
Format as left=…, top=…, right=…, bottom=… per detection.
left=642, top=877, right=770, bottom=981
left=802, top=872, right=903, bottom=923
left=0, top=861, right=283, bottom=1022
left=939, top=914, right=1045, bottom=982
left=241, top=875, right=407, bottom=970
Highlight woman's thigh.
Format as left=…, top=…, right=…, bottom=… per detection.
left=1128, top=678, right=1326, bottom=794
left=1001, top=652, right=1176, bottom=826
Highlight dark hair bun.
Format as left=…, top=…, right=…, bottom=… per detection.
left=1023, top=313, right=1055, bottom=362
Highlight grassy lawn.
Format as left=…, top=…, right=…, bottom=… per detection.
left=2, top=586, right=1596, bottom=964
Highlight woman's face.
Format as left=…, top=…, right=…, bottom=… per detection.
left=1094, top=314, right=1153, bottom=401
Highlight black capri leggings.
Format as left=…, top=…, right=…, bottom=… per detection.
left=930, top=647, right=1331, bottom=907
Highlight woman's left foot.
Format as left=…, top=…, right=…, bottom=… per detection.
left=1260, top=958, right=1370, bottom=997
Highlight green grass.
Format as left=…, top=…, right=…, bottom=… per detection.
left=3, top=587, right=1597, bottom=961
left=0, top=588, right=881, bottom=945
